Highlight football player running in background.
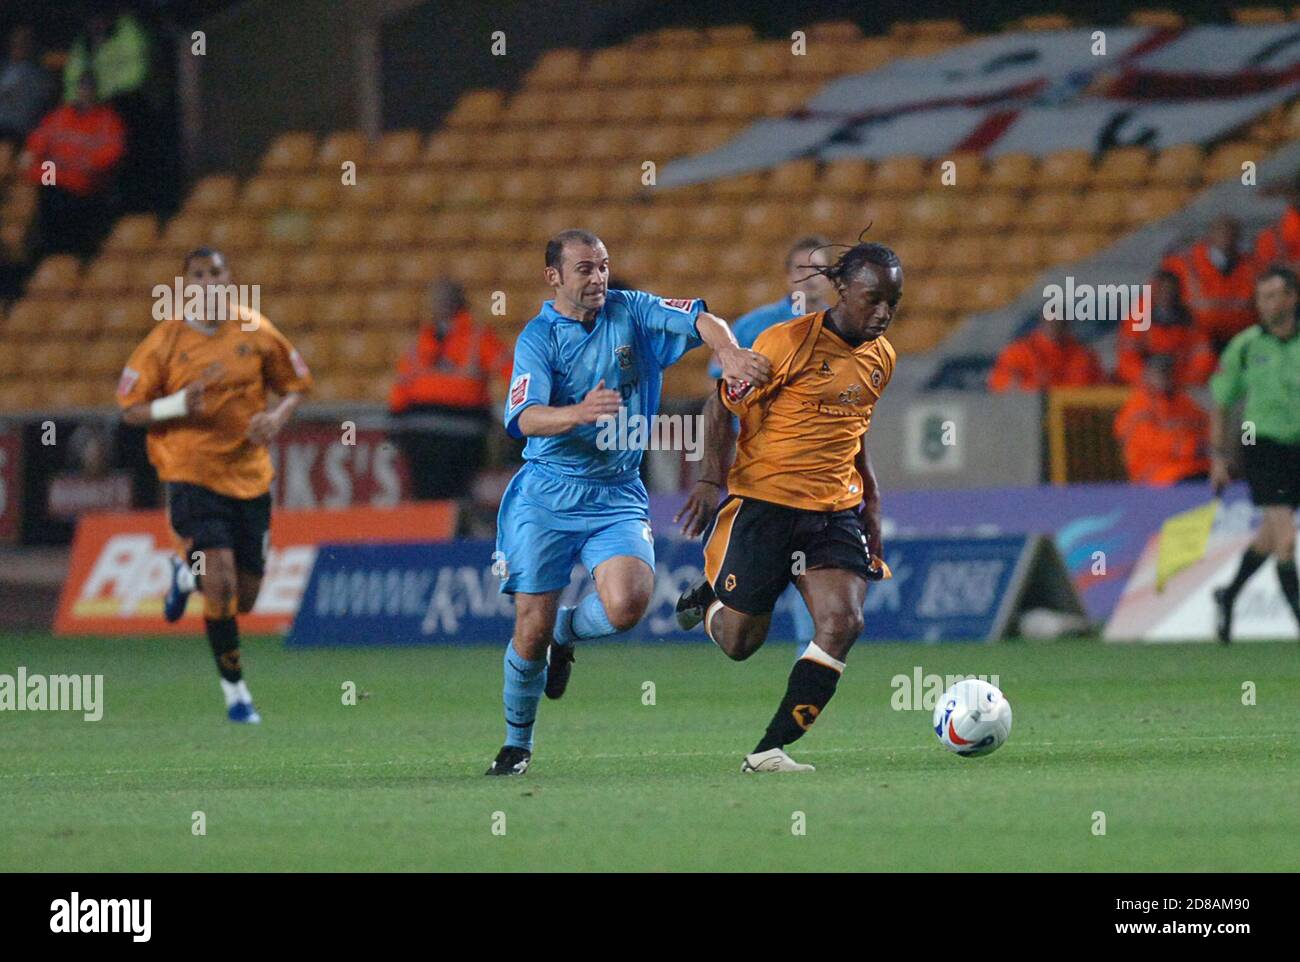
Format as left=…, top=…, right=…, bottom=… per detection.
left=486, top=228, right=769, bottom=776
left=117, top=247, right=312, bottom=723
left=676, top=237, right=900, bottom=773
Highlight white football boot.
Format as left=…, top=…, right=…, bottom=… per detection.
left=741, top=748, right=815, bottom=773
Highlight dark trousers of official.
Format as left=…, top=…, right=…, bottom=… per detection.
left=393, top=409, right=490, bottom=501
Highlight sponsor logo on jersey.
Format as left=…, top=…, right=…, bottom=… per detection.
left=509, top=373, right=530, bottom=409
left=614, top=345, right=634, bottom=370
left=660, top=297, right=695, bottom=312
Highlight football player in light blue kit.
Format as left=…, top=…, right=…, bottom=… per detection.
left=486, top=229, right=771, bottom=776
left=677, top=236, right=836, bottom=652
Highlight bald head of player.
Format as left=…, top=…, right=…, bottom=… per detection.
left=544, top=229, right=608, bottom=321
left=821, top=241, right=903, bottom=345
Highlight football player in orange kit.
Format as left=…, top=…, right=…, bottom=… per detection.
left=675, top=237, right=899, bottom=773
left=117, top=248, right=313, bottom=723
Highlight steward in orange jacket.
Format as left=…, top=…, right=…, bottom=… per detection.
left=1113, top=354, right=1210, bottom=486
left=388, top=280, right=513, bottom=500
left=1115, top=270, right=1217, bottom=387
left=1253, top=204, right=1300, bottom=269
left=1160, top=216, right=1256, bottom=353
left=988, top=315, right=1106, bottom=392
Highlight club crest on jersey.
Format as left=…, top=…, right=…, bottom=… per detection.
left=116, top=367, right=140, bottom=397
left=236, top=343, right=252, bottom=357
left=724, top=573, right=737, bottom=591
left=659, top=297, right=695, bottom=313
left=837, top=383, right=864, bottom=405
left=871, top=368, right=883, bottom=388
left=509, top=373, right=530, bottom=409
left=614, top=345, right=634, bottom=370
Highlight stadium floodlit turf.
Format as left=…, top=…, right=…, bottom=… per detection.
left=1, top=630, right=1297, bottom=872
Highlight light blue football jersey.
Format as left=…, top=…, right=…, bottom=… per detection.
left=504, top=289, right=705, bottom=482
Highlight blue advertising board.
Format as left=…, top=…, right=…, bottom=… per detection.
left=286, top=534, right=1059, bottom=646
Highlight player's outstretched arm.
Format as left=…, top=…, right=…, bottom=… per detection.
left=695, top=312, right=771, bottom=389
left=516, top=379, right=621, bottom=437
left=121, top=363, right=225, bottom=427
left=675, top=387, right=733, bottom=537
left=247, top=391, right=305, bottom=445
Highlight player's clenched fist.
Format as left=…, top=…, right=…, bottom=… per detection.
left=715, top=344, right=771, bottom=392
left=572, top=379, right=622, bottom=424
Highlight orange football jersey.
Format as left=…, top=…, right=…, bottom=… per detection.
left=720, top=312, right=895, bottom=512
left=116, top=310, right=312, bottom=499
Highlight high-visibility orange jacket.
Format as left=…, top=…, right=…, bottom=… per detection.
left=1160, top=244, right=1256, bottom=348
left=1253, top=206, right=1300, bottom=268
left=988, top=329, right=1106, bottom=392
left=1113, top=385, right=1210, bottom=486
left=1116, top=302, right=1216, bottom=387
left=388, top=309, right=513, bottom=413
left=24, top=102, right=125, bottom=197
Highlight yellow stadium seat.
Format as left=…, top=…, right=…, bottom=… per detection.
left=1046, top=231, right=1107, bottom=263
left=642, top=47, right=689, bottom=80
left=51, top=300, right=98, bottom=338
left=1037, top=149, right=1092, bottom=189
left=284, top=251, right=338, bottom=290
left=160, top=215, right=209, bottom=252
left=523, top=48, right=584, bottom=88
left=27, top=254, right=82, bottom=295
left=887, top=314, right=948, bottom=353
left=1203, top=141, right=1259, bottom=184
left=890, top=238, right=936, bottom=273
left=688, top=204, right=740, bottom=240
left=936, top=151, right=985, bottom=192
left=905, top=194, right=957, bottom=235
left=184, top=175, right=239, bottom=213
left=585, top=205, right=632, bottom=242
left=686, top=46, right=741, bottom=83
left=1232, top=7, right=1287, bottom=24
left=983, top=152, right=1037, bottom=191
left=711, top=83, right=764, bottom=120
left=706, top=24, right=756, bottom=45
left=338, top=248, right=387, bottom=286
left=372, top=130, right=422, bottom=169
left=314, top=209, right=368, bottom=250
left=333, top=328, right=391, bottom=371
left=312, top=291, right=365, bottom=330
left=208, top=215, right=261, bottom=252
left=807, top=20, right=862, bottom=42
left=338, top=173, right=393, bottom=210
left=1148, top=144, right=1203, bottom=186
left=1091, top=146, right=1152, bottom=188
left=821, top=158, right=872, bottom=196
left=1128, top=8, right=1185, bottom=27
left=288, top=174, right=340, bottom=211
left=586, top=47, right=631, bottom=86
left=1018, top=14, right=1073, bottom=30
left=740, top=276, right=785, bottom=310
left=442, top=170, right=499, bottom=207
left=657, top=85, right=713, bottom=122
left=316, top=131, right=367, bottom=171
left=263, top=291, right=312, bottom=330
left=638, top=124, right=694, bottom=162
left=427, top=210, right=476, bottom=246
left=524, top=128, right=576, bottom=167
left=5, top=298, right=57, bottom=336
left=103, top=213, right=159, bottom=253
left=445, top=89, right=505, bottom=129
left=872, top=155, right=927, bottom=193
left=650, top=27, right=703, bottom=47
left=504, top=90, right=552, bottom=126
left=733, top=40, right=790, bottom=81
left=1127, top=187, right=1188, bottom=224
left=367, top=212, right=422, bottom=247
left=80, top=256, right=136, bottom=293
left=135, top=253, right=181, bottom=291
left=762, top=82, right=818, bottom=116
left=965, top=194, right=1022, bottom=233
left=1021, top=190, right=1084, bottom=231
left=738, top=200, right=803, bottom=242
left=711, top=171, right=766, bottom=200
left=388, top=170, right=441, bottom=211
left=239, top=174, right=291, bottom=212
left=423, top=129, right=475, bottom=167
left=364, top=288, right=422, bottom=327
left=102, top=298, right=152, bottom=335
left=290, top=331, right=335, bottom=371
left=476, top=208, right=530, bottom=244
left=909, top=275, right=962, bottom=315
left=496, top=169, right=550, bottom=207
left=944, top=236, right=992, bottom=272
left=236, top=250, right=286, bottom=290
left=261, top=131, right=316, bottom=172
left=766, top=159, right=818, bottom=197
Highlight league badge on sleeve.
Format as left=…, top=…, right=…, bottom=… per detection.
left=117, top=367, right=140, bottom=398
left=660, top=297, right=696, bottom=312
left=509, top=372, right=531, bottom=409
left=290, top=349, right=311, bottom=379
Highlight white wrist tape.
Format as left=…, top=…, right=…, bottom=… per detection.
left=150, top=390, right=188, bottom=422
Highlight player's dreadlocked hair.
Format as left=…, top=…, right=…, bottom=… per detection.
left=806, top=228, right=901, bottom=289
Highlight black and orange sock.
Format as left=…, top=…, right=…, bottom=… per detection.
left=205, top=616, right=242, bottom=683
left=753, top=647, right=843, bottom=753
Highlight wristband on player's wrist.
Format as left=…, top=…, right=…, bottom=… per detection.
left=149, top=390, right=188, bottom=422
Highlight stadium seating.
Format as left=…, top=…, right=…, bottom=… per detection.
left=0, top=13, right=1295, bottom=412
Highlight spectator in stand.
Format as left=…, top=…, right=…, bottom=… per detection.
left=388, top=279, right=514, bottom=500
left=22, top=70, right=125, bottom=257
left=1161, top=215, right=1256, bottom=354
left=1252, top=175, right=1300, bottom=270
left=1115, top=269, right=1217, bottom=387
left=987, top=309, right=1106, bottom=392
left=1113, top=353, right=1210, bottom=486
left=0, top=25, right=55, bottom=147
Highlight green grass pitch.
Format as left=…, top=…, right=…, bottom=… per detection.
left=1, top=631, right=1297, bottom=871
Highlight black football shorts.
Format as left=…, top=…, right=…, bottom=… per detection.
left=166, top=481, right=272, bottom=577
left=701, top=494, right=871, bottom=616
left=1242, top=436, right=1300, bottom=508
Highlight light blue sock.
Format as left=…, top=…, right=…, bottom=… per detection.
left=503, top=644, right=547, bottom=750
left=553, top=592, right=617, bottom=644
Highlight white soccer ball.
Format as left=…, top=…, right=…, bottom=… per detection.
left=932, top=679, right=1012, bottom=757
